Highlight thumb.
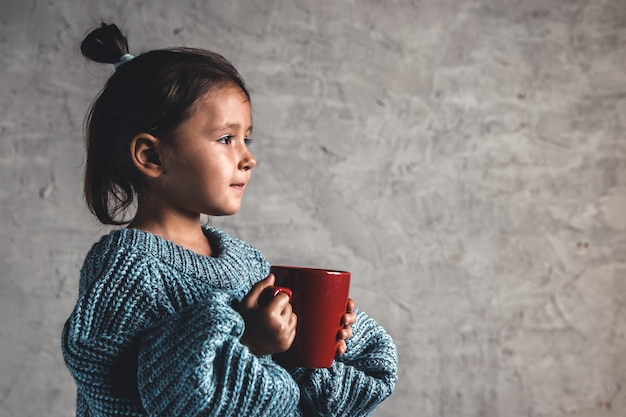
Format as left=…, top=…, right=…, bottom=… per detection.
left=242, top=274, right=275, bottom=308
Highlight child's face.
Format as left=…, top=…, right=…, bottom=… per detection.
left=159, top=84, right=255, bottom=217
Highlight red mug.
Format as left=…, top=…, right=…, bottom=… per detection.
left=268, top=265, right=351, bottom=368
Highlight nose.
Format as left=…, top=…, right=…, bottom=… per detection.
left=239, top=147, right=256, bottom=171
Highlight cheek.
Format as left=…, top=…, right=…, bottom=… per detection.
left=170, top=146, right=231, bottom=185
left=194, top=156, right=230, bottom=185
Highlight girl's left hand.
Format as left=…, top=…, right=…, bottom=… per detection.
left=336, top=298, right=356, bottom=356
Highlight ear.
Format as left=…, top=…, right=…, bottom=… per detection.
left=129, top=133, right=164, bottom=179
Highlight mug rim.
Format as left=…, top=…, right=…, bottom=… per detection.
left=270, top=265, right=350, bottom=275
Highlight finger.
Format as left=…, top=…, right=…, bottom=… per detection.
left=287, top=327, right=297, bottom=348
left=289, top=312, right=297, bottom=329
left=346, top=298, right=356, bottom=312
left=344, top=325, right=353, bottom=339
left=281, top=313, right=297, bottom=350
left=243, top=274, right=275, bottom=308
left=336, top=340, right=347, bottom=356
left=337, top=325, right=353, bottom=341
left=282, top=323, right=297, bottom=352
left=268, top=291, right=292, bottom=311
left=260, top=285, right=291, bottom=307
left=342, top=311, right=357, bottom=326
left=286, top=313, right=297, bottom=339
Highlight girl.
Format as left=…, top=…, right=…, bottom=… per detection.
left=62, top=23, right=398, bottom=417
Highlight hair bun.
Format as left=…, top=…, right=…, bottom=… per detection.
left=81, top=23, right=130, bottom=65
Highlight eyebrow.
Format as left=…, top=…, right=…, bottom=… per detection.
left=214, top=123, right=253, bottom=133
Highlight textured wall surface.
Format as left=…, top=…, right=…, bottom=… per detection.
left=1, top=1, right=625, bottom=416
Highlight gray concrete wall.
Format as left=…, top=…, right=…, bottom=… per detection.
left=1, top=0, right=625, bottom=416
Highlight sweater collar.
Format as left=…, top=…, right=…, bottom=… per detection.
left=100, top=226, right=267, bottom=299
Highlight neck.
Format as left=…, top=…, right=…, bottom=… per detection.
left=129, top=204, right=212, bottom=257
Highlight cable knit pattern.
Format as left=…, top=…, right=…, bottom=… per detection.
left=61, top=226, right=397, bottom=416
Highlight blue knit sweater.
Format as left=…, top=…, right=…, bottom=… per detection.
left=61, top=226, right=398, bottom=416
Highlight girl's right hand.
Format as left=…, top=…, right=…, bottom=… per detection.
left=238, top=274, right=297, bottom=356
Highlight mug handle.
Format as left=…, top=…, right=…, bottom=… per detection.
left=259, top=285, right=292, bottom=306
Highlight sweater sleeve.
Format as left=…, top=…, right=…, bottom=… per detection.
left=137, top=291, right=302, bottom=417
left=286, top=310, right=398, bottom=417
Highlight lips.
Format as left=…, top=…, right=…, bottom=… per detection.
left=230, top=183, right=246, bottom=191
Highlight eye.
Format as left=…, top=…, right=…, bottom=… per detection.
left=244, top=137, right=254, bottom=146
left=218, top=135, right=232, bottom=144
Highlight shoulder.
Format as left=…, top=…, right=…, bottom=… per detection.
left=83, top=228, right=155, bottom=267
left=84, top=228, right=146, bottom=260
left=79, top=228, right=165, bottom=292
left=71, top=229, right=168, bottom=337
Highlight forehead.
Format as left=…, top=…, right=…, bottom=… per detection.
left=178, top=84, right=251, bottom=132
left=196, top=84, right=250, bottom=111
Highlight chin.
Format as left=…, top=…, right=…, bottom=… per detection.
left=205, top=207, right=241, bottom=217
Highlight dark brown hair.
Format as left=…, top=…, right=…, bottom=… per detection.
left=81, top=23, right=250, bottom=225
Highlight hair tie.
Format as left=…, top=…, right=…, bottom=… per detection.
left=114, top=53, right=135, bottom=69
